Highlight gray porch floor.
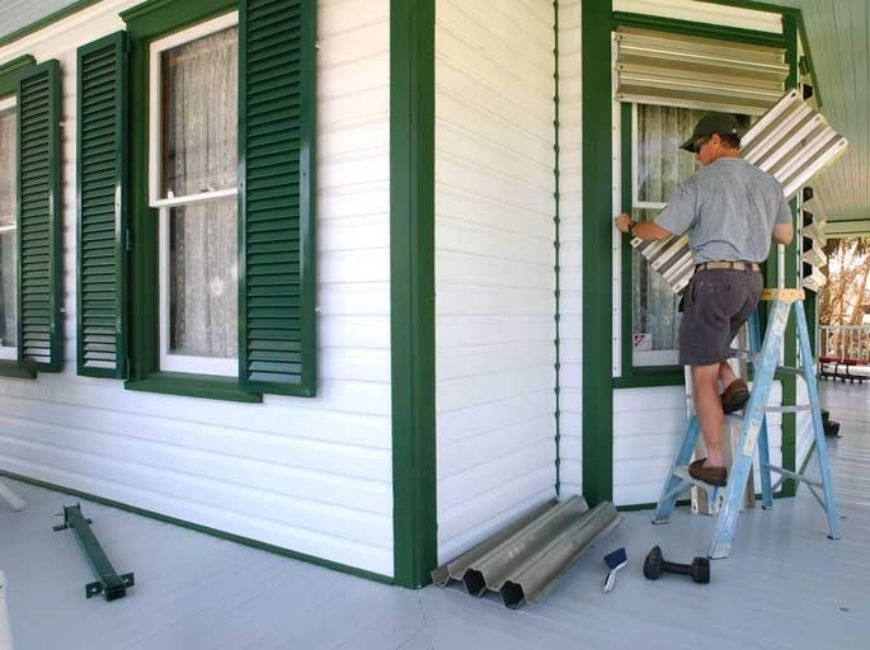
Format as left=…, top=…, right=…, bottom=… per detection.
left=1, top=383, right=868, bottom=649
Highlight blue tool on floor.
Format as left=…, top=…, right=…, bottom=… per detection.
left=651, top=289, right=840, bottom=558
left=602, top=547, right=627, bottom=593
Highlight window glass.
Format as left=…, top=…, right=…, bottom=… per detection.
left=0, top=108, right=17, bottom=349
left=632, top=105, right=705, bottom=366
left=161, top=26, right=238, bottom=199
left=169, top=199, right=237, bottom=358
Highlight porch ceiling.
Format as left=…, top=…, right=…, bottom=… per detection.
left=780, top=0, right=870, bottom=227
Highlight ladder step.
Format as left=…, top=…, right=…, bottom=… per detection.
left=763, top=405, right=813, bottom=413
left=775, top=365, right=804, bottom=376
left=673, top=465, right=721, bottom=494
left=728, top=348, right=757, bottom=361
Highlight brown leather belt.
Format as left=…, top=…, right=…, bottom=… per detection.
left=695, top=261, right=760, bottom=272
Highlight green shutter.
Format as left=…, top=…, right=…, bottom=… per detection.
left=239, top=0, right=316, bottom=396
left=17, top=60, right=62, bottom=372
left=76, top=32, right=129, bottom=378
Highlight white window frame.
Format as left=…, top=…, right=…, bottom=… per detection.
left=149, top=12, right=239, bottom=377
left=0, top=96, right=18, bottom=361
left=630, top=103, right=682, bottom=367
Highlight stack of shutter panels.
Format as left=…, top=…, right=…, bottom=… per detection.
left=632, top=90, right=848, bottom=294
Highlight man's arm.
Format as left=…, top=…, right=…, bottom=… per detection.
left=614, top=213, right=672, bottom=240
left=772, top=222, right=794, bottom=245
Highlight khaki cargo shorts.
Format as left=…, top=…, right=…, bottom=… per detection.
left=678, top=268, right=764, bottom=366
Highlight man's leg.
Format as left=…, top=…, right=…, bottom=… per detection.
left=693, top=363, right=725, bottom=467
left=718, top=361, right=736, bottom=389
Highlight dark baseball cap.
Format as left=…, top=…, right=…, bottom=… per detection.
left=679, top=112, right=739, bottom=152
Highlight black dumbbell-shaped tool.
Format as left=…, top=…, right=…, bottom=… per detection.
left=643, top=545, right=710, bottom=584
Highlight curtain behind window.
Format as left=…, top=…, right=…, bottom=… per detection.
left=162, top=27, right=238, bottom=359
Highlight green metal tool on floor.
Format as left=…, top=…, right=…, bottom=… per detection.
left=652, top=289, right=840, bottom=558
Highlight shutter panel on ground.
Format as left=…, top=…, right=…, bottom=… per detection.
left=239, top=0, right=316, bottom=396
left=76, top=32, right=129, bottom=378
left=17, top=61, right=62, bottom=371
left=614, top=26, right=789, bottom=115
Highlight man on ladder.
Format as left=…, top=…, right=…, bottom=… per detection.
left=614, top=112, right=793, bottom=487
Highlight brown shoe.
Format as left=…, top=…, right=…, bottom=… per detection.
left=721, top=378, right=750, bottom=414
left=688, top=458, right=727, bottom=487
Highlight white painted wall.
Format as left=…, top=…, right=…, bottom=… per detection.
left=435, top=0, right=558, bottom=562
left=613, top=383, right=783, bottom=505
left=558, top=0, right=582, bottom=497
left=0, top=0, right=393, bottom=576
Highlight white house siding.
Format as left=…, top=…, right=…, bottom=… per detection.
left=613, top=383, right=783, bottom=506
left=435, top=0, right=557, bottom=562
left=558, top=0, right=582, bottom=497
left=0, top=0, right=393, bottom=576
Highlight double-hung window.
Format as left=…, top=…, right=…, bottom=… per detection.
left=629, top=103, right=705, bottom=367
left=0, top=97, right=16, bottom=360
left=149, top=13, right=239, bottom=377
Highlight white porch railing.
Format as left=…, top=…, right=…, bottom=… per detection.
left=820, top=325, right=870, bottom=359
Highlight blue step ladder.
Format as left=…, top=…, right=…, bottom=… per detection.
left=652, top=288, right=840, bottom=558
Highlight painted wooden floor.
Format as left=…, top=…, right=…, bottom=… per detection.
left=0, top=382, right=867, bottom=649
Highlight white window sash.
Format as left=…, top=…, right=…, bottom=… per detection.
left=0, top=97, right=15, bottom=112
left=148, top=11, right=239, bottom=207
left=0, top=97, right=17, bottom=360
left=151, top=12, right=240, bottom=377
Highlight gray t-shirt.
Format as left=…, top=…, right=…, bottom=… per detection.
left=655, top=157, right=791, bottom=264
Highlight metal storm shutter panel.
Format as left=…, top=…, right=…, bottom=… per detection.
left=17, top=61, right=62, bottom=371
left=633, top=90, right=848, bottom=295
left=77, top=32, right=129, bottom=378
left=614, top=26, right=789, bottom=115
left=239, top=0, right=316, bottom=396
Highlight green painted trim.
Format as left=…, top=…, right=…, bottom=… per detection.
left=0, top=56, right=35, bottom=96
left=122, top=0, right=237, bottom=39
left=616, top=499, right=690, bottom=512
left=613, top=11, right=785, bottom=48
left=581, top=0, right=613, bottom=506
left=0, top=359, right=36, bottom=379
left=0, top=1, right=102, bottom=49
left=779, top=14, right=800, bottom=497
left=615, top=103, right=682, bottom=388
left=16, top=60, right=63, bottom=372
left=0, top=469, right=391, bottom=584
left=76, top=32, right=129, bottom=380
left=796, top=16, right=822, bottom=109
left=390, top=0, right=436, bottom=589
left=125, top=372, right=263, bottom=403
left=237, top=0, right=317, bottom=397
left=553, top=0, right=561, bottom=495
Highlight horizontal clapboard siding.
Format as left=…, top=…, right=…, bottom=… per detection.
left=0, top=0, right=393, bottom=575
left=435, top=0, right=557, bottom=562
left=76, top=31, right=127, bottom=378
left=17, top=60, right=61, bottom=370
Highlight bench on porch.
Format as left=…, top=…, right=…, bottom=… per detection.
left=819, top=356, right=869, bottom=384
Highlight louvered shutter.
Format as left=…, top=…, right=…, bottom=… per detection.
left=17, top=61, right=62, bottom=371
left=614, top=26, right=789, bottom=115
left=239, top=0, right=316, bottom=396
left=76, top=32, right=129, bottom=378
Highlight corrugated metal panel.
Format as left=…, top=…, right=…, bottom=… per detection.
left=615, top=26, right=789, bottom=115
left=633, top=90, right=848, bottom=295
left=0, top=0, right=81, bottom=40
left=433, top=496, right=619, bottom=608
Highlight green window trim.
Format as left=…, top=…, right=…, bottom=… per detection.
left=122, top=0, right=316, bottom=402
left=17, top=60, right=63, bottom=373
left=0, top=56, right=35, bottom=96
left=76, top=32, right=129, bottom=379
left=612, top=11, right=786, bottom=48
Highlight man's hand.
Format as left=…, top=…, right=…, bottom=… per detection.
left=614, top=213, right=672, bottom=241
left=614, top=213, right=634, bottom=234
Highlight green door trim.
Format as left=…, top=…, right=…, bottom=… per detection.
left=390, top=0, right=437, bottom=588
